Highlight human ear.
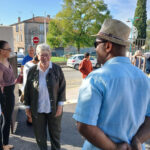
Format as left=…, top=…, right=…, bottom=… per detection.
left=105, top=42, right=112, bottom=53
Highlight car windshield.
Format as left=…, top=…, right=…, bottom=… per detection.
left=90, top=57, right=94, bottom=60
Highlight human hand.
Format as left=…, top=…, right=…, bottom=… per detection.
left=131, top=136, right=142, bottom=150
left=116, top=143, right=131, bottom=150
left=55, top=105, right=63, bottom=117
left=25, top=108, right=32, bottom=118
left=0, top=87, right=4, bottom=93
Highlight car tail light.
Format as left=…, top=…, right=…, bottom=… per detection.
left=72, top=60, right=76, bottom=62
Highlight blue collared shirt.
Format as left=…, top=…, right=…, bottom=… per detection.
left=22, top=55, right=33, bottom=66
left=73, top=57, right=150, bottom=150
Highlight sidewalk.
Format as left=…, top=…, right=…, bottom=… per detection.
left=65, top=87, right=79, bottom=104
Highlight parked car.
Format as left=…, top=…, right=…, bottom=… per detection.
left=90, top=51, right=97, bottom=57
left=67, top=54, right=99, bottom=70
left=17, top=53, right=25, bottom=67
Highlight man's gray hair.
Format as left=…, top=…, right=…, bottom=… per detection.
left=36, top=43, right=51, bottom=54
left=27, top=45, right=34, bottom=51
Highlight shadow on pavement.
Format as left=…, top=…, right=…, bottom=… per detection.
left=11, top=103, right=83, bottom=150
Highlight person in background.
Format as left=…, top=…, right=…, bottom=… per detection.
left=21, top=55, right=39, bottom=125
left=24, top=43, right=66, bottom=150
left=0, top=40, right=15, bottom=150
left=79, top=52, right=93, bottom=79
left=144, top=52, right=150, bottom=75
left=132, top=50, right=143, bottom=68
left=20, top=45, right=35, bottom=74
left=73, top=19, right=150, bottom=150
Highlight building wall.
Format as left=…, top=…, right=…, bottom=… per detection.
left=12, top=22, right=49, bottom=54
left=12, top=23, right=25, bottom=53
left=0, top=26, right=14, bottom=51
left=24, top=23, right=49, bottom=54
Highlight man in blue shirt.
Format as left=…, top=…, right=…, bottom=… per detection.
left=73, top=19, right=150, bottom=150
left=21, top=45, right=35, bottom=73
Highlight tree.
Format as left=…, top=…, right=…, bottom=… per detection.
left=47, top=0, right=111, bottom=53
left=134, top=0, right=147, bottom=39
left=146, top=19, right=150, bottom=47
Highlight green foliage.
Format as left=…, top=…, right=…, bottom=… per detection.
left=51, top=57, right=67, bottom=62
left=47, top=0, right=111, bottom=53
left=146, top=19, right=150, bottom=45
left=134, top=0, right=147, bottom=39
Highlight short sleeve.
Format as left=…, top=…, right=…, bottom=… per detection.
left=22, top=57, right=26, bottom=66
left=73, top=76, right=105, bottom=126
left=146, top=78, right=150, bottom=117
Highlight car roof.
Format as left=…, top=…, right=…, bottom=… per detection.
left=72, top=54, right=84, bottom=56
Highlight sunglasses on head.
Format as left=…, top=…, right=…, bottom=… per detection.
left=94, top=40, right=107, bottom=48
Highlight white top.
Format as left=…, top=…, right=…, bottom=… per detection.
left=22, top=61, right=36, bottom=92
left=37, top=62, right=52, bottom=113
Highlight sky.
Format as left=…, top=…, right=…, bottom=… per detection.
left=0, top=0, right=150, bottom=27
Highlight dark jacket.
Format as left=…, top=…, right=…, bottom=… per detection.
left=24, top=63, right=66, bottom=117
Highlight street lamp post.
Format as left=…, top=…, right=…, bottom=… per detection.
left=127, top=17, right=139, bottom=52
left=44, top=12, right=47, bottom=44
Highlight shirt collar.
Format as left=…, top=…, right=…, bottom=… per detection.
left=37, top=61, right=52, bottom=72
left=103, top=57, right=131, bottom=67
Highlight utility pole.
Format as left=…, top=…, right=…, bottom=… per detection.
left=44, top=12, right=47, bottom=44
left=127, top=17, right=139, bottom=52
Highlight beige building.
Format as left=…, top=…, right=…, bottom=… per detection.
left=0, top=26, right=14, bottom=51
left=11, top=15, right=50, bottom=54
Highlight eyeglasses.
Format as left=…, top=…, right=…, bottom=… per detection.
left=39, top=54, right=49, bottom=58
left=94, top=40, right=107, bottom=48
left=1, top=48, right=12, bottom=52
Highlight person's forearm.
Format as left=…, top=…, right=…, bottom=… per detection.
left=133, top=117, right=150, bottom=143
left=77, top=122, right=116, bottom=150
left=20, top=66, right=24, bottom=74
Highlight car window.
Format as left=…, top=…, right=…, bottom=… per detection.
left=17, top=54, right=24, bottom=58
left=78, top=56, right=84, bottom=60
left=90, top=57, right=94, bottom=60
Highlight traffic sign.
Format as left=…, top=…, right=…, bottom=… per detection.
left=33, top=36, right=39, bottom=44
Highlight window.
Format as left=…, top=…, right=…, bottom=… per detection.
left=20, top=24, right=22, bottom=31
left=78, top=56, right=84, bottom=60
left=16, top=34, right=19, bottom=42
left=20, top=34, right=23, bottom=42
left=40, top=24, right=44, bottom=32
left=16, top=25, right=19, bottom=32
left=40, top=34, right=44, bottom=42
left=90, top=57, right=94, bottom=60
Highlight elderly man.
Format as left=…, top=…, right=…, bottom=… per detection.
left=22, top=45, right=35, bottom=66
left=73, top=19, right=150, bottom=150
left=24, top=43, right=66, bottom=150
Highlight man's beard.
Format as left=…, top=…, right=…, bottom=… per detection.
left=97, top=55, right=103, bottom=66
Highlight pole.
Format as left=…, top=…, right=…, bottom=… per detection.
left=44, top=12, right=47, bottom=43
left=128, top=17, right=139, bottom=53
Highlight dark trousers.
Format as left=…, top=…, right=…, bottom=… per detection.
left=32, top=113, right=62, bottom=150
left=0, top=115, right=3, bottom=150
left=1, top=85, right=15, bottom=145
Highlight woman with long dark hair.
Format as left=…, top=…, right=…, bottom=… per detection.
left=0, top=40, right=15, bottom=150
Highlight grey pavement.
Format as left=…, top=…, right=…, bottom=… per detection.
left=10, top=103, right=84, bottom=150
